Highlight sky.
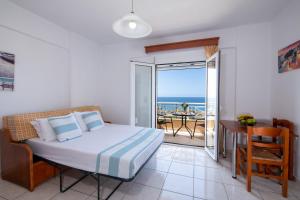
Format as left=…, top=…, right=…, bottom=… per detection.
left=157, top=68, right=206, bottom=97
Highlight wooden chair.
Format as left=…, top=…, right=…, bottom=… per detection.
left=241, top=127, right=289, bottom=197
left=237, top=119, right=296, bottom=180
left=273, top=118, right=296, bottom=180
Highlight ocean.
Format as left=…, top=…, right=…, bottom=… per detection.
left=157, top=97, right=205, bottom=112
left=157, top=97, right=205, bottom=103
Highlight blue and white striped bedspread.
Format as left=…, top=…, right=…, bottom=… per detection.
left=95, top=128, right=163, bottom=179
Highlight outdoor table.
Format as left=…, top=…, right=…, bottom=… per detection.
left=173, top=112, right=195, bottom=138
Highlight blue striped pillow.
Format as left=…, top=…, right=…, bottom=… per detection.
left=81, top=111, right=104, bottom=131
left=48, top=114, right=82, bottom=142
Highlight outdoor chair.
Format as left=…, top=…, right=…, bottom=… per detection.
left=193, top=114, right=205, bottom=137
left=157, top=114, right=174, bottom=134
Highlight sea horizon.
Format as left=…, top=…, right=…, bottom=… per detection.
left=157, top=97, right=205, bottom=112
left=157, top=96, right=205, bottom=103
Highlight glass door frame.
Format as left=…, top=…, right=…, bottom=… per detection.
left=204, top=51, right=220, bottom=161
left=130, top=61, right=156, bottom=128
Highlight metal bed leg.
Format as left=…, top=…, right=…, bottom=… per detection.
left=94, top=174, right=123, bottom=200
left=223, top=126, right=227, bottom=158
left=59, top=169, right=89, bottom=193
left=97, top=174, right=100, bottom=200
left=104, top=181, right=123, bottom=200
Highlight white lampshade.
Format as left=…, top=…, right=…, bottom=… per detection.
left=113, top=13, right=152, bottom=38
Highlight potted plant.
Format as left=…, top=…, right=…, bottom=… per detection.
left=181, top=102, right=189, bottom=113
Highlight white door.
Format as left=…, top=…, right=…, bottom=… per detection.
left=130, top=62, right=156, bottom=128
left=205, top=52, right=220, bottom=160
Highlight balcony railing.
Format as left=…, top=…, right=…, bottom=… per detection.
left=157, top=102, right=205, bottom=115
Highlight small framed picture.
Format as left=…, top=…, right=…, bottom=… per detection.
left=0, top=51, right=15, bottom=91
left=278, top=40, right=300, bottom=73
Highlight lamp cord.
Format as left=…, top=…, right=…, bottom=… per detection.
left=131, top=0, right=134, bottom=13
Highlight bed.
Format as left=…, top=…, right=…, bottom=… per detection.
left=1, top=106, right=164, bottom=200
left=26, top=124, right=164, bottom=180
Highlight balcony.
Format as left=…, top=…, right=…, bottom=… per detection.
left=157, top=102, right=205, bottom=146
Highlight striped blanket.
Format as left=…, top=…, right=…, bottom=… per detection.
left=95, top=128, right=162, bottom=179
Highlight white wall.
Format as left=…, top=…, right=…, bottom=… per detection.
left=270, top=0, right=300, bottom=180
left=0, top=0, right=103, bottom=127
left=100, top=23, right=272, bottom=125
left=69, top=32, right=103, bottom=107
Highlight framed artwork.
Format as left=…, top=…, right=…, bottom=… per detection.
left=0, top=51, right=15, bottom=91
left=278, top=40, right=300, bottom=73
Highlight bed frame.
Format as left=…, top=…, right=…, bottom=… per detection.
left=47, top=142, right=160, bottom=200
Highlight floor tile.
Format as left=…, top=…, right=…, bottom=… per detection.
left=145, top=158, right=172, bottom=172
left=178, top=147, right=195, bottom=155
left=89, top=182, right=132, bottom=200
left=194, top=148, right=209, bottom=157
left=194, top=156, right=221, bottom=169
left=153, top=146, right=175, bottom=161
left=51, top=190, right=89, bottom=200
left=194, top=178, right=228, bottom=200
left=48, top=176, right=60, bottom=185
left=221, top=173, right=246, bottom=187
left=72, top=176, right=97, bottom=195
left=172, top=150, right=194, bottom=164
left=193, top=155, right=206, bottom=166
left=225, top=185, right=262, bottom=200
left=289, top=181, right=300, bottom=199
left=251, top=177, right=282, bottom=194
left=122, top=183, right=161, bottom=200
left=159, top=190, right=193, bottom=200
left=0, top=181, right=27, bottom=199
left=15, top=182, right=59, bottom=200
left=134, top=168, right=167, bottom=189
left=259, top=191, right=298, bottom=200
left=194, top=166, right=222, bottom=182
left=169, top=162, right=194, bottom=177
left=163, top=174, right=193, bottom=196
left=92, top=178, right=122, bottom=200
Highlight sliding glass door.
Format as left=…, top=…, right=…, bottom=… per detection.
left=130, top=62, right=156, bottom=128
left=205, top=52, right=220, bottom=160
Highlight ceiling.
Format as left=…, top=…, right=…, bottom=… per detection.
left=10, top=0, right=289, bottom=45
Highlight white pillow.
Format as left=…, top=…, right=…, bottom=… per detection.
left=74, top=112, right=88, bottom=132
left=48, top=113, right=82, bottom=142
left=81, top=111, right=105, bottom=131
left=30, top=120, right=43, bottom=139
left=31, top=118, right=57, bottom=142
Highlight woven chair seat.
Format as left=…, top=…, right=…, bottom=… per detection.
left=238, top=145, right=282, bottom=161
left=252, top=148, right=282, bottom=161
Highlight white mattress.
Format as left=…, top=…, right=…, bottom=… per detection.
left=26, top=124, right=164, bottom=179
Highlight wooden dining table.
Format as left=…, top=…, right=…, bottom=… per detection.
left=219, top=120, right=296, bottom=180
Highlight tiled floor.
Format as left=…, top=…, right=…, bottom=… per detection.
left=0, top=144, right=299, bottom=200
